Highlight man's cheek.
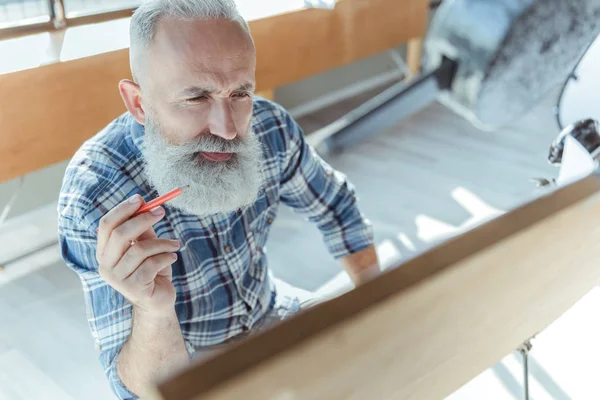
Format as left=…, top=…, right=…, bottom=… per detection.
left=174, top=118, right=210, bottom=143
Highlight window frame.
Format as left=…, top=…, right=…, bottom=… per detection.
left=0, top=0, right=137, bottom=39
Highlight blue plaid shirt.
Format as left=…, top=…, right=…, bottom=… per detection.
left=57, top=97, right=374, bottom=399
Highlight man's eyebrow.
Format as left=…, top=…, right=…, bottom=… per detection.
left=235, top=82, right=255, bottom=92
left=179, top=86, right=212, bottom=99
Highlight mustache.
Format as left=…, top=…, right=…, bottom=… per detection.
left=142, top=114, right=259, bottom=162
left=164, top=134, right=251, bottom=156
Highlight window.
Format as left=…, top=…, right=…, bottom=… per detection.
left=0, top=0, right=140, bottom=35
left=64, top=0, right=141, bottom=18
left=0, top=0, right=50, bottom=27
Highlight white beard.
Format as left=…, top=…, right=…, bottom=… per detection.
left=141, top=114, right=265, bottom=217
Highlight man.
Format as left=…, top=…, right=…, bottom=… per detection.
left=58, top=0, right=380, bottom=398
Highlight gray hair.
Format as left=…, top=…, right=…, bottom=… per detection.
left=129, top=0, right=250, bottom=82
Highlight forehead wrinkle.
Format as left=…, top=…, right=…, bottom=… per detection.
left=155, top=17, right=254, bottom=62
left=148, top=19, right=255, bottom=99
left=183, top=60, right=254, bottom=89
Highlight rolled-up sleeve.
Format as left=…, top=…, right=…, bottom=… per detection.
left=59, top=214, right=197, bottom=400
left=58, top=213, right=138, bottom=399
left=277, top=110, right=375, bottom=259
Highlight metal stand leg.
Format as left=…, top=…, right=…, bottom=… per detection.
left=0, top=176, right=25, bottom=272
left=49, top=0, right=67, bottom=29
left=517, top=340, right=533, bottom=400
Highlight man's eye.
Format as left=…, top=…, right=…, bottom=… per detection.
left=188, top=95, right=209, bottom=102
left=232, top=92, right=251, bottom=99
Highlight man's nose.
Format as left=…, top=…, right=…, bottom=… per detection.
left=208, top=99, right=237, bottom=141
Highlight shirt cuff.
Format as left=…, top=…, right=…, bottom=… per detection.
left=102, top=339, right=195, bottom=399
left=324, top=215, right=375, bottom=259
left=106, top=354, right=138, bottom=399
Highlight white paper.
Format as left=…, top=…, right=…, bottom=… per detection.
left=555, top=135, right=597, bottom=187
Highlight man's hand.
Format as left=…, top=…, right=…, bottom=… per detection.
left=96, top=194, right=180, bottom=316
left=95, top=194, right=189, bottom=397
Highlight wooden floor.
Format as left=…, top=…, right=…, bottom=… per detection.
left=1, top=83, right=590, bottom=400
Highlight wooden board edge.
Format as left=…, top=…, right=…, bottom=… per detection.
left=153, top=173, right=600, bottom=399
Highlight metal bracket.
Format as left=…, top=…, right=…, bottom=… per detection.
left=517, top=339, right=534, bottom=400
left=530, top=177, right=556, bottom=188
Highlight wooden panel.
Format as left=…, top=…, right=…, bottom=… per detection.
left=0, top=50, right=131, bottom=183
left=250, top=0, right=429, bottom=90
left=150, top=174, right=600, bottom=400
left=0, top=0, right=428, bottom=182
left=255, top=89, right=274, bottom=101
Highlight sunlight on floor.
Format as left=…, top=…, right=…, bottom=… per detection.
left=316, top=187, right=505, bottom=297
left=528, top=287, right=600, bottom=399
left=0, top=245, right=61, bottom=287
left=416, top=187, right=504, bottom=243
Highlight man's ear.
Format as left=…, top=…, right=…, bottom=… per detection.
left=118, top=79, right=146, bottom=125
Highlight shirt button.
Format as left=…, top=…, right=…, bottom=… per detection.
left=267, top=217, right=273, bottom=225
left=224, top=245, right=232, bottom=253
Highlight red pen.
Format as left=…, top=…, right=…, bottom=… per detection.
left=95, top=185, right=189, bottom=233
left=132, top=185, right=189, bottom=217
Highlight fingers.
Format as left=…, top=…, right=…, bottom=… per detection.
left=97, top=237, right=179, bottom=314
left=137, top=226, right=158, bottom=242
left=99, top=207, right=166, bottom=267
left=97, top=194, right=144, bottom=258
left=106, top=207, right=166, bottom=264
left=112, top=238, right=180, bottom=281
left=127, top=253, right=178, bottom=288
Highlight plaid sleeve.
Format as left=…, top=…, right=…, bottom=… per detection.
left=276, top=109, right=375, bottom=259
left=57, top=154, right=195, bottom=399
left=58, top=210, right=138, bottom=399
